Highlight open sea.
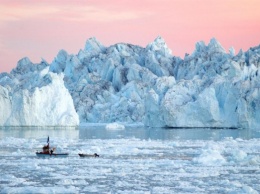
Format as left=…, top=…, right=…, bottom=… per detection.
left=1, top=125, right=260, bottom=193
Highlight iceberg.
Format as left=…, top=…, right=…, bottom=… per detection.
left=105, top=122, right=125, bottom=130
left=0, top=37, right=260, bottom=129
left=0, top=65, right=79, bottom=126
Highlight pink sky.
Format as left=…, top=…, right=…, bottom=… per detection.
left=0, top=0, right=260, bottom=73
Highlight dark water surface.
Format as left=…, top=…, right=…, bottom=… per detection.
left=1, top=125, right=260, bottom=140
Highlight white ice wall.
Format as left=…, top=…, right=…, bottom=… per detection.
left=0, top=72, right=79, bottom=126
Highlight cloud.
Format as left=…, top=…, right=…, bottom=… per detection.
left=63, top=7, right=151, bottom=22
left=0, top=2, right=152, bottom=23
left=0, top=4, right=58, bottom=21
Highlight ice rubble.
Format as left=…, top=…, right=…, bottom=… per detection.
left=1, top=133, right=260, bottom=193
left=0, top=36, right=260, bottom=128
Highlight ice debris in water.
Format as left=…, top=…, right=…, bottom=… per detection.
left=193, top=144, right=226, bottom=166
left=105, top=122, right=125, bottom=130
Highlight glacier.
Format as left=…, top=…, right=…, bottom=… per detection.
left=0, top=60, right=79, bottom=126
left=0, top=36, right=260, bottom=128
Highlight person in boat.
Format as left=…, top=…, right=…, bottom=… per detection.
left=42, top=143, right=50, bottom=154
left=94, top=153, right=99, bottom=157
left=49, top=147, right=56, bottom=155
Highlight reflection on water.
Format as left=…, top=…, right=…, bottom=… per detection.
left=0, top=126, right=79, bottom=139
left=0, top=126, right=260, bottom=141
left=79, top=126, right=260, bottom=141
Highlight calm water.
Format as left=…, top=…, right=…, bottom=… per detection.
left=1, top=126, right=260, bottom=140
left=0, top=126, right=260, bottom=193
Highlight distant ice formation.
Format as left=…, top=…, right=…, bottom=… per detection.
left=105, top=122, right=125, bottom=130
left=0, top=36, right=260, bottom=129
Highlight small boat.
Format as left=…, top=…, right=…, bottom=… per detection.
left=36, top=152, right=69, bottom=157
left=79, top=153, right=99, bottom=158
left=36, top=136, right=68, bottom=157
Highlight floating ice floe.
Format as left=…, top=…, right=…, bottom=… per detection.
left=1, top=129, right=260, bottom=193
left=193, top=144, right=226, bottom=166
left=105, top=122, right=125, bottom=130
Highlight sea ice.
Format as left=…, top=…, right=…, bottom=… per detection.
left=0, top=127, right=260, bottom=193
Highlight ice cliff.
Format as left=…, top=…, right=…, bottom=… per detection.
left=0, top=58, right=79, bottom=126
left=0, top=36, right=260, bottom=129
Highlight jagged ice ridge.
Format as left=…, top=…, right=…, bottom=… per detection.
left=0, top=37, right=260, bottom=129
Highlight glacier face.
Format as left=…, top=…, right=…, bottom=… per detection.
left=0, top=36, right=260, bottom=129
left=0, top=59, right=79, bottom=126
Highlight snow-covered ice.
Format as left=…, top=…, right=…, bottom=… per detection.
left=0, top=127, right=260, bottom=193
